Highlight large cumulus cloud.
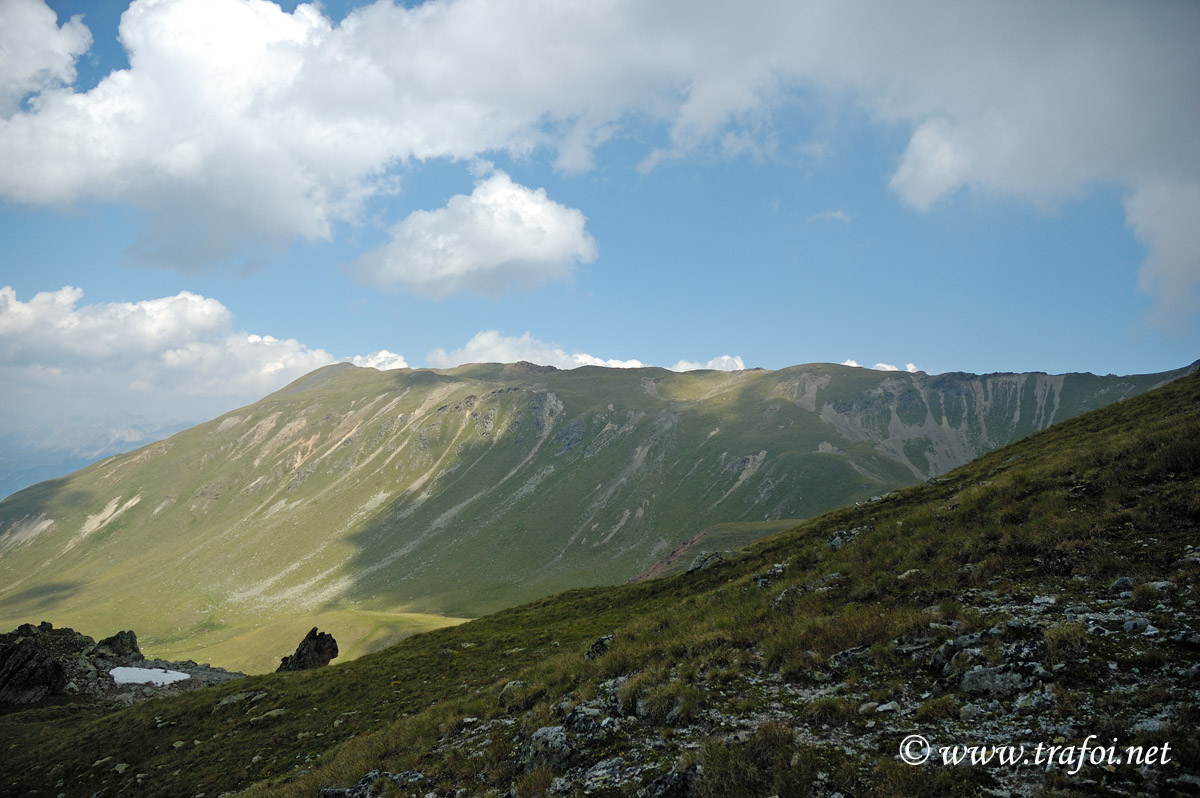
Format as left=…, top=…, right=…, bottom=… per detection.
left=0, top=285, right=399, bottom=424
left=0, top=0, right=1197, bottom=314
left=350, top=169, right=597, bottom=298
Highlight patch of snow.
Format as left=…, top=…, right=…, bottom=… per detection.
left=110, top=667, right=190, bottom=686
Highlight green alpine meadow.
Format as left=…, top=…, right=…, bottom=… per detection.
left=0, top=361, right=1189, bottom=673
left=1, top=362, right=1198, bottom=796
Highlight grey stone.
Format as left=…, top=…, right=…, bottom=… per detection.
left=584, top=634, right=614, bottom=660
left=687, top=552, right=724, bottom=573
left=829, top=646, right=869, bottom=670
left=828, top=526, right=871, bottom=550
left=522, top=725, right=575, bottom=772
left=1108, top=576, right=1135, bottom=595
left=498, top=680, right=530, bottom=709
left=644, top=765, right=700, bottom=797
left=960, top=664, right=1043, bottom=697
left=318, top=770, right=426, bottom=798
left=563, top=706, right=602, bottom=739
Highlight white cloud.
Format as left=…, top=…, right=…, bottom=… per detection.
left=0, top=285, right=352, bottom=428
left=889, top=118, right=970, bottom=212
left=0, top=286, right=230, bottom=365
left=347, top=349, right=409, bottom=371
left=842, top=358, right=921, bottom=374
left=350, top=170, right=597, bottom=298
left=156, top=332, right=334, bottom=399
left=1125, top=182, right=1200, bottom=327
left=426, top=330, right=644, bottom=370
left=670, top=355, right=745, bottom=372
left=0, top=0, right=1197, bottom=313
left=0, top=0, right=90, bottom=115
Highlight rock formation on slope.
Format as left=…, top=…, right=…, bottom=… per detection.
left=277, top=627, right=339, bottom=671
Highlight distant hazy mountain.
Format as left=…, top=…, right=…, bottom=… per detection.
left=0, top=360, right=1192, bottom=671
left=0, top=419, right=191, bottom=501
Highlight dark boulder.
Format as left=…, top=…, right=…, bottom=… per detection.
left=97, top=630, right=143, bottom=663
left=277, top=627, right=338, bottom=672
left=0, top=637, right=67, bottom=704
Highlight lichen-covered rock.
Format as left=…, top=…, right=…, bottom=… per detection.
left=686, top=552, right=723, bottom=573
left=522, top=725, right=576, bottom=772
left=959, top=663, right=1047, bottom=697
left=498, top=679, right=532, bottom=709
left=318, top=770, right=426, bottom=798
left=584, top=634, right=614, bottom=660
left=645, top=765, right=701, bottom=798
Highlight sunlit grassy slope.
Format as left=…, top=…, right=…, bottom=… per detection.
left=0, top=361, right=1190, bottom=672
left=1, top=369, right=1197, bottom=796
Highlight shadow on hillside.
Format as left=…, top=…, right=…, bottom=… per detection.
left=0, top=476, right=95, bottom=622
left=0, top=581, right=82, bottom=617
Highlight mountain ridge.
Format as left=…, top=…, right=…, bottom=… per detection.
left=0, top=360, right=1193, bottom=672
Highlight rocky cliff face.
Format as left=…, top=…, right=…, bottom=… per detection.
left=0, top=361, right=1191, bottom=668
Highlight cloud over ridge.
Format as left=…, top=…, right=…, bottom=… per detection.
left=426, top=330, right=645, bottom=371
left=0, top=285, right=393, bottom=424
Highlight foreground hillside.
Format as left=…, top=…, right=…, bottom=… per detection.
left=0, top=361, right=1188, bottom=672
left=2, top=369, right=1198, bottom=796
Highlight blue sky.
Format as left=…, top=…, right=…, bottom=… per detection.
left=1, top=0, right=1198, bottom=443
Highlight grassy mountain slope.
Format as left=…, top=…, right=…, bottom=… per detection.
left=1, top=369, right=1198, bottom=796
left=0, top=362, right=1189, bottom=672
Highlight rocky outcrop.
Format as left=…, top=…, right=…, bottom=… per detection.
left=0, top=621, right=243, bottom=705
left=97, top=629, right=143, bottom=661
left=317, top=770, right=426, bottom=798
left=0, top=636, right=66, bottom=703
left=686, top=551, right=724, bottom=573
left=277, top=627, right=338, bottom=672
